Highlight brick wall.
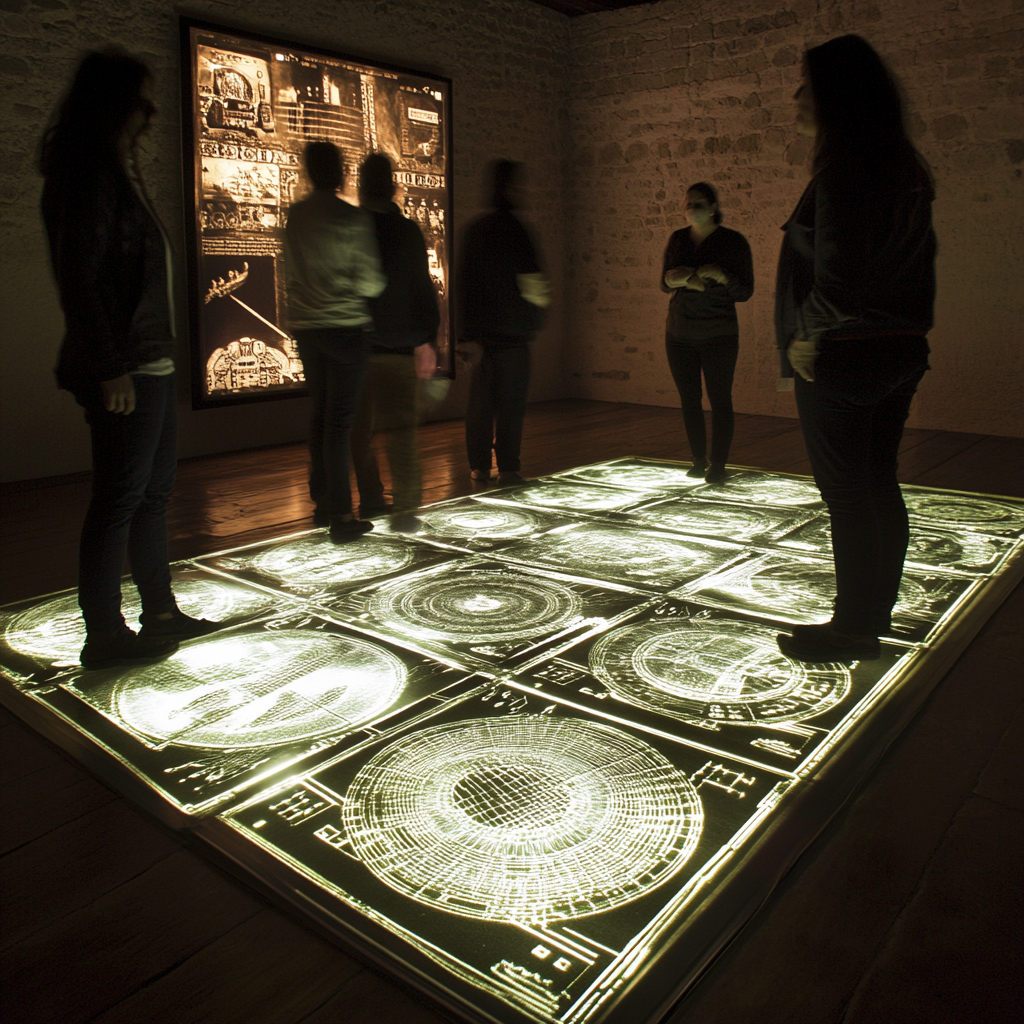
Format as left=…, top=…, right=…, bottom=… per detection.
left=565, top=0, right=1024, bottom=438
left=0, top=0, right=569, bottom=481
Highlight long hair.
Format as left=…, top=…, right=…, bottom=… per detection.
left=805, top=35, right=925, bottom=190
left=39, top=49, right=151, bottom=178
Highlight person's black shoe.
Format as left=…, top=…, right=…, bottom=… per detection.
left=139, top=610, right=223, bottom=642
left=704, top=463, right=728, bottom=485
left=496, top=471, right=524, bottom=485
left=312, top=508, right=331, bottom=528
left=687, top=459, right=708, bottom=478
left=390, top=511, right=424, bottom=533
left=80, top=630, right=179, bottom=670
left=330, top=516, right=374, bottom=543
left=777, top=623, right=880, bottom=663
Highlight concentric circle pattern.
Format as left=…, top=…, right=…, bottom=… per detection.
left=706, top=476, right=823, bottom=507
left=367, top=570, right=582, bottom=642
left=903, top=493, right=1024, bottom=532
left=512, top=483, right=650, bottom=511
left=250, top=534, right=414, bottom=587
left=571, top=463, right=699, bottom=491
left=4, top=579, right=274, bottom=664
left=636, top=501, right=763, bottom=539
left=343, top=715, right=703, bottom=922
left=590, top=618, right=851, bottom=724
left=113, top=629, right=406, bottom=748
left=420, top=506, right=541, bottom=539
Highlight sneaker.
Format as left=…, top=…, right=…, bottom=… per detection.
left=777, top=623, right=880, bottom=663
left=139, top=610, right=223, bottom=642
left=330, top=516, right=374, bottom=543
left=704, top=463, right=728, bottom=485
left=496, top=471, right=524, bottom=485
left=686, top=460, right=708, bottom=478
left=81, top=630, right=179, bottom=670
left=390, top=511, right=424, bottom=533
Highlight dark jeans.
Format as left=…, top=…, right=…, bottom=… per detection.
left=665, top=334, right=739, bottom=465
left=466, top=343, right=532, bottom=474
left=79, top=373, right=178, bottom=638
left=296, top=328, right=371, bottom=516
left=795, top=335, right=930, bottom=635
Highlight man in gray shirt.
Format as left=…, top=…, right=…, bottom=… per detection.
left=285, top=142, right=385, bottom=541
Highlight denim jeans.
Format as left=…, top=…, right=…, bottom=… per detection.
left=79, top=373, right=178, bottom=638
left=665, top=334, right=739, bottom=465
left=466, top=343, right=532, bottom=474
left=296, top=327, right=371, bottom=515
left=794, top=335, right=930, bottom=634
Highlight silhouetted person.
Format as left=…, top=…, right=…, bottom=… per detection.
left=457, top=160, right=550, bottom=485
left=284, top=141, right=385, bottom=541
left=40, top=50, right=219, bottom=669
left=661, top=182, right=754, bottom=483
left=350, top=153, right=440, bottom=533
left=775, top=35, right=937, bottom=663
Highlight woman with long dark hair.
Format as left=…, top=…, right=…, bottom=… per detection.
left=661, top=182, right=754, bottom=483
left=775, top=35, right=936, bottom=662
left=41, top=50, right=217, bottom=668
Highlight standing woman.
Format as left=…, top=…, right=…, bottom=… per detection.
left=662, top=183, right=754, bottom=483
left=775, top=35, right=936, bottom=663
left=40, top=50, right=217, bottom=668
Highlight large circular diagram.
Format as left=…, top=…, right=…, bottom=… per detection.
left=510, top=482, right=650, bottom=512
left=419, top=505, right=543, bottom=540
left=702, top=475, right=823, bottom=507
left=250, top=535, right=414, bottom=587
left=570, top=463, right=699, bottom=491
left=4, top=578, right=274, bottom=665
left=113, top=629, right=406, bottom=749
left=903, top=493, right=1024, bottom=534
left=636, top=501, right=766, bottom=541
left=590, top=618, right=851, bottom=724
left=368, top=570, right=582, bottom=643
left=344, top=715, right=703, bottom=922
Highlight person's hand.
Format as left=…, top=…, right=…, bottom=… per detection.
left=697, top=264, right=729, bottom=285
left=664, top=265, right=700, bottom=290
left=456, top=342, right=483, bottom=368
left=100, top=374, right=136, bottom=414
left=787, top=338, right=819, bottom=382
left=413, top=342, right=437, bottom=380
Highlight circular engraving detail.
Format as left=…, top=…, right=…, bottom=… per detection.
left=511, top=482, right=650, bottom=511
left=571, top=463, right=699, bottom=491
left=250, top=534, right=414, bottom=587
left=114, top=630, right=406, bottom=749
left=706, top=476, right=823, bottom=507
left=590, top=618, right=852, bottom=724
left=903, top=493, right=1024, bottom=532
left=368, top=570, right=582, bottom=643
left=344, top=715, right=703, bottom=922
left=420, top=506, right=542, bottom=539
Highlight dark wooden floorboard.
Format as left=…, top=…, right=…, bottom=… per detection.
left=1, top=400, right=1021, bottom=1024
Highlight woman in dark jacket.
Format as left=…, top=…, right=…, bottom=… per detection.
left=774, top=35, right=937, bottom=663
left=661, top=182, right=754, bottom=483
left=41, top=50, right=216, bottom=668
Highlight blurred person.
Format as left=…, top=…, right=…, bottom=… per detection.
left=40, top=49, right=219, bottom=670
left=457, top=160, right=551, bottom=485
left=661, top=182, right=755, bottom=483
left=775, top=35, right=936, bottom=663
left=350, top=153, right=440, bottom=533
left=285, top=141, right=386, bottom=541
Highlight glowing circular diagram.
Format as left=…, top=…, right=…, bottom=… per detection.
left=636, top=502, right=763, bottom=540
left=419, top=506, right=542, bottom=539
left=704, top=476, right=823, bottom=507
left=250, top=535, right=414, bottom=587
left=343, top=715, right=703, bottom=922
left=590, top=618, right=851, bottom=724
left=903, top=493, right=1024, bottom=533
left=113, top=629, right=406, bottom=748
left=509, top=483, right=650, bottom=511
left=571, top=463, right=699, bottom=491
left=368, top=570, right=581, bottom=642
left=4, top=579, right=274, bottom=664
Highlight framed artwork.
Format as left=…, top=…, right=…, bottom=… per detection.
left=180, top=18, right=452, bottom=408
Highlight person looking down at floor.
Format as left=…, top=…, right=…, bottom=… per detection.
left=774, top=34, right=937, bottom=664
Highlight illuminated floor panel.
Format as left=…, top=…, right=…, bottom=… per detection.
left=2, top=459, right=1022, bottom=1024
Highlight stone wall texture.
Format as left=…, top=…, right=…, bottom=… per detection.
left=1, top=0, right=1021, bottom=481
left=564, top=0, right=1024, bottom=438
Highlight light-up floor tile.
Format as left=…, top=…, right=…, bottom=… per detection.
left=206, top=684, right=789, bottom=1024
left=13, top=613, right=472, bottom=823
left=901, top=488, right=1024, bottom=538
left=688, top=470, right=826, bottom=509
left=0, top=568, right=279, bottom=686
left=553, top=457, right=707, bottom=493
left=629, top=497, right=812, bottom=545
left=482, top=479, right=657, bottom=514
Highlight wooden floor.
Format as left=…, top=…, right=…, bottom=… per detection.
left=1, top=399, right=1021, bottom=1024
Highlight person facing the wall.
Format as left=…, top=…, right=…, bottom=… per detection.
left=775, top=34, right=936, bottom=663
left=350, top=153, right=440, bottom=533
left=661, top=182, right=755, bottom=484
left=40, top=49, right=220, bottom=670
left=284, top=141, right=386, bottom=542
left=457, top=160, right=551, bottom=486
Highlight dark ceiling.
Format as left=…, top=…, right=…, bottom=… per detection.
left=528, top=0, right=657, bottom=16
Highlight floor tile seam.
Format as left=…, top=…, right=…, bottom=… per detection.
left=964, top=789, right=1024, bottom=817
left=292, top=966, right=373, bottom=1024
left=899, top=435, right=988, bottom=485
left=0, top=790, right=121, bottom=860
left=80, top=906, right=267, bottom=1024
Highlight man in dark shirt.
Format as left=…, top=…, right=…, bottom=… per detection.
left=457, top=160, right=550, bottom=484
left=350, top=153, right=440, bottom=532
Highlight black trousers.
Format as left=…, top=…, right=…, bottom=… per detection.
left=466, top=343, right=531, bottom=474
left=794, top=335, right=930, bottom=635
left=79, top=373, right=178, bottom=639
left=296, top=327, right=370, bottom=516
left=665, top=334, right=738, bottom=465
